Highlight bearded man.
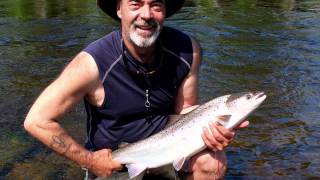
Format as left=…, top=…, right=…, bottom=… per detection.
left=24, top=0, right=248, bottom=179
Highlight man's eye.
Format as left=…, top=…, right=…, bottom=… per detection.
left=152, top=3, right=163, bottom=11
left=129, top=1, right=140, bottom=7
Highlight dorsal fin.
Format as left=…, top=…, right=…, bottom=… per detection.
left=166, top=105, right=200, bottom=128
left=180, top=105, right=200, bottom=114
left=166, top=115, right=183, bottom=128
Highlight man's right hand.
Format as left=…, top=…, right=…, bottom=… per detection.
left=89, top=149, right=123, bottom=178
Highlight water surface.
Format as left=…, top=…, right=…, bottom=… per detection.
left=1, top=0, right=320, bottom=179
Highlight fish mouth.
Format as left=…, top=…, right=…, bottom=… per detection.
left=255, top=91, right=266, bottom=98
left=254, top=91, right=267, bottom=103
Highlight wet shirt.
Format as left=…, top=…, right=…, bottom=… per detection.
left=83, top=27, right=193, bottom=151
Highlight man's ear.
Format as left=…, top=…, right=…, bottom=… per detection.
left=117, top=3, right=122, bottom=19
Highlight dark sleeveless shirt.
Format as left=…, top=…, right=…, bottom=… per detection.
left=83, top=27, right=193, bottom=151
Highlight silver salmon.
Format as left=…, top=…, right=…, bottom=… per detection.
left=112, top=91, right=267, bottom=179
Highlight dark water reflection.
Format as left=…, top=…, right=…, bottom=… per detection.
left=1, top=0, right=320, bottom=179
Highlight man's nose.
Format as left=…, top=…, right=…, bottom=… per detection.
left=140, top=5, right=152, bottom=20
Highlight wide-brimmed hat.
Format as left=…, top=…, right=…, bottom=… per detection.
left=97, top=0, right=185, bottom=21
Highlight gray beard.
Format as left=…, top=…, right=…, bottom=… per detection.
left=129, top=21, right=161, bottom=48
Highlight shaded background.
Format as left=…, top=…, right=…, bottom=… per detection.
left=0, top=0, right=320, bottom=179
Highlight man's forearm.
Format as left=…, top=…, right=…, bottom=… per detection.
left=24, top=119, right=93, bottom=169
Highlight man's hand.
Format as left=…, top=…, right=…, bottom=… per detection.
left=89, top=149, right=123, bottom=178
left=201, top=120, right=249, bottom=151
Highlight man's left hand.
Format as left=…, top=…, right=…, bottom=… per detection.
left=201, top=120, right=249, bottom=151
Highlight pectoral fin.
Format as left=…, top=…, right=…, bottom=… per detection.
left=215, top=115, right=232, bottom=127
left=173, top=157, right=187, bottom=171
left=126, top=164, right=146, bottom=179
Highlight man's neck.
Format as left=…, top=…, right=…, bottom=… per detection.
left=123, top=37, right=157, bottom=64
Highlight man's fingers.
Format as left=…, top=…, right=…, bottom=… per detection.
left=112, top=161, right=123, bottom=170
left=202, top=127, right=224, bottom=151
left=201, top=133, right=221, bottom=151
left=110, top=151, right=123, bottom=170
left=214, top=122, right=235, bottom=140
left=235, top=120, right=250, bottom=129
left=91, top=149, right=123, bottom=177
left=210, top=122, right=234, bottom=146
left=201, top=133, right=216, bottom=151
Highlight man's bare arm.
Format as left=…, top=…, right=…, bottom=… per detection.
left=174, top=37, right=249, bottom=151
left=24, top=52, right=121, bottom=177
left=174, top=37, right=202, bottom=113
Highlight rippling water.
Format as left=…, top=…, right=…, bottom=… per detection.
left=1, top=0, right=320, bottom=179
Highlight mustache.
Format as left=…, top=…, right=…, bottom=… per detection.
left=133, top=19, right=159, bottom=28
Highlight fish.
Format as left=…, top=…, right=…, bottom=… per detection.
left=112, top=91, right=267, bottom=179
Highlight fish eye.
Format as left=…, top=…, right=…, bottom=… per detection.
left=246, top=94, right=252, bottom=100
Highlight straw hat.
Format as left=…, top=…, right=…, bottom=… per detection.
left=97, top=0, right=185, bottom=21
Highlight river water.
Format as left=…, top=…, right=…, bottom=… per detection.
left=0, top=0, right=320, bottom=179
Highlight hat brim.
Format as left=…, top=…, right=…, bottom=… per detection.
left=97, top=0, right=184, bottom=21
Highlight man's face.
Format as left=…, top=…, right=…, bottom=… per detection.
left=117, top=0, right=166, bottom=48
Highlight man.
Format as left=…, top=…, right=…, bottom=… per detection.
left=24, top=0, right=248, bottom=179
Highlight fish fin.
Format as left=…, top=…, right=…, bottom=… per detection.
left=180, top=105, right=200, bottom=114
left=126, top=164, right=146, bottom=179
left=173, top=157, right=186, bottom=171
left=166, top=105, right=200, bottom=127
left=215, top=115, right=232, bottom=127
left=166, top=115, right=183, bottom=127
left=118, top=142, right=130, bottom=148
left=131, top=171, right=145, bottom=180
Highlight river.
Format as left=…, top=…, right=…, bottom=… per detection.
left=0, top=0, right=319, bottom=179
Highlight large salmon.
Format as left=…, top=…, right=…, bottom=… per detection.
left=112, top=91, right=267, bottom=179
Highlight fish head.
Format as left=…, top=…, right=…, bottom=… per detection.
left=225, top=91, right=266, bottom=122
left=226, top=91, right=266, bottom=112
